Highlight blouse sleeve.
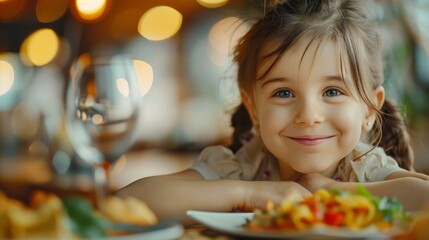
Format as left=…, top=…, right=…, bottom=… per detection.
left=191, top=145, right=243, bottom=180
left=191, top=136, right=267, bottom=180
left=350, top=144, right=406, bottom=182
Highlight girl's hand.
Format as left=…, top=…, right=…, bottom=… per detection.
left=235, top=181, right=311, bottom=212
left=297, top=173, right=336, bottom=193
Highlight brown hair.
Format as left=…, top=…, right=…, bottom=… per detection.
left=230, top=0, right=413, bottom=170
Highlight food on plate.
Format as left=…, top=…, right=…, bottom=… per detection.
left=101, top=195, right=158, bottom=226
left=0, top=191, right=158, bottom=239
left=245, top=185, right=411, bottom=232
left=0, top=191, right=73, bottom=239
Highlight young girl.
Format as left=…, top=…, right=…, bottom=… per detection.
left=117, top=0, right=429, bottom=225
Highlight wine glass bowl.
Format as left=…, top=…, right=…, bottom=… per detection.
left=66, top=54, right=141, bottom=208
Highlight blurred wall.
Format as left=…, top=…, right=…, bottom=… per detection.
left=0, top=0, right=428, bottom=174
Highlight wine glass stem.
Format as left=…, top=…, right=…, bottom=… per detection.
left=94, top=164, right=108, bottom=210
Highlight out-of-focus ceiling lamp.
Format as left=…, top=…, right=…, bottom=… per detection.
left=71, top=0, right=111, bottom=22
left=197, top=0, right=229, bottom=8
left=0, top=0, right=26, bottom=21
left=36, top=0, right=69, bottom=23
left=0, top=60, right=14, bottom=96
left=20, top=28, right=60, bottom=67
left=137, top=6, right=182, bottom=41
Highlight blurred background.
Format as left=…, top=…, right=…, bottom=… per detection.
left=0, top=0, right=428, bottom=197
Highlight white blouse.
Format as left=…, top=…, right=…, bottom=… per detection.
left=192, top=136, right=405, bottom=182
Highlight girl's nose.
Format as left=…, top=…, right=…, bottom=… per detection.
left=294, top=99, right=325, bottom=126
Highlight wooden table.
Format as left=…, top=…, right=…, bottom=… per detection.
left=2, top=153, right=428, bottom=240
left=180, top=227, right=235, bottom=240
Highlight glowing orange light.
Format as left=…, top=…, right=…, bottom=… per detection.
left=73, top=0, right=109, bottom=22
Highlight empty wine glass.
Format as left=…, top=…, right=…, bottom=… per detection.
left=66, top=54, right=141, bottom=209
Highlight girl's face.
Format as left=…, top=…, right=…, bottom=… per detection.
left=244, top=40, right=377, bottom=179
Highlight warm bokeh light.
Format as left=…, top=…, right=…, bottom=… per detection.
left=197, top=0, right=229, bottom=8
left=0, top=53, right=27, bottom=111
left=138, top=6, right=183, bottom=41
left=208, top=16, right=247, bottom=55
left=20, top=28, right=60, bottom=67
left=74, top=0, right=108, bottom=21
left=0, top=60, right=14, bottom=96
left=116, top=78, right=130, bottom=97
left=36, top=0, right=69, bottom=23
left=133, top=60, right=153, bottom=96
left=0, top=0, right=25, bottom=20
left=207, top=16, right=248, bottom=66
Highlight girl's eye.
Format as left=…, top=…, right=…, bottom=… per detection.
left=273, top=89, right=294, bottom=98
left=323, top=88, right=343, bottom=97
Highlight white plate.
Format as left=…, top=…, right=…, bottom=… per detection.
left=103, top=223, right=184, bottom=240
left=187, top=210, right=390, bottom=239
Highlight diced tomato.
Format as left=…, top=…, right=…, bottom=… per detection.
left=326, top=200, right=338, bottom=209
left=324, top=210, right=345, bottom=226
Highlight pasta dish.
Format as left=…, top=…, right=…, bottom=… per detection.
left=245, top=186, right=411, bottom=232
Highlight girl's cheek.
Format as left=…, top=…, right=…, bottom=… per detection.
left=332, top=104, right=364, bottom=135
left=260, top=105, right=293, bottom=129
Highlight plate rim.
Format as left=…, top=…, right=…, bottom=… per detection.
left=186, top=210, right=389, bottom=239
left=104, top=222, right=184, bottom=240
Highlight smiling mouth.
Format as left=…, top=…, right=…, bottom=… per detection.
left=288, top=135, right=335, bottom=146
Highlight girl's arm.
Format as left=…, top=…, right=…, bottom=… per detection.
left=298, top=172, right=429, bottom=211
left=385, top=170, right=429, bottom=181
left=116, top=169, right=311, bottom=225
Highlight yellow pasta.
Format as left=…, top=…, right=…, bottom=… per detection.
left=290, top=205, right=314, bottom=230
left=335, top=195, right=375, bottom=228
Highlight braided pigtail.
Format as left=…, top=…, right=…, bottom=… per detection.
left=377, top=99, right=414, bottom=170
left=229, top=103, right=254, bottom=152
